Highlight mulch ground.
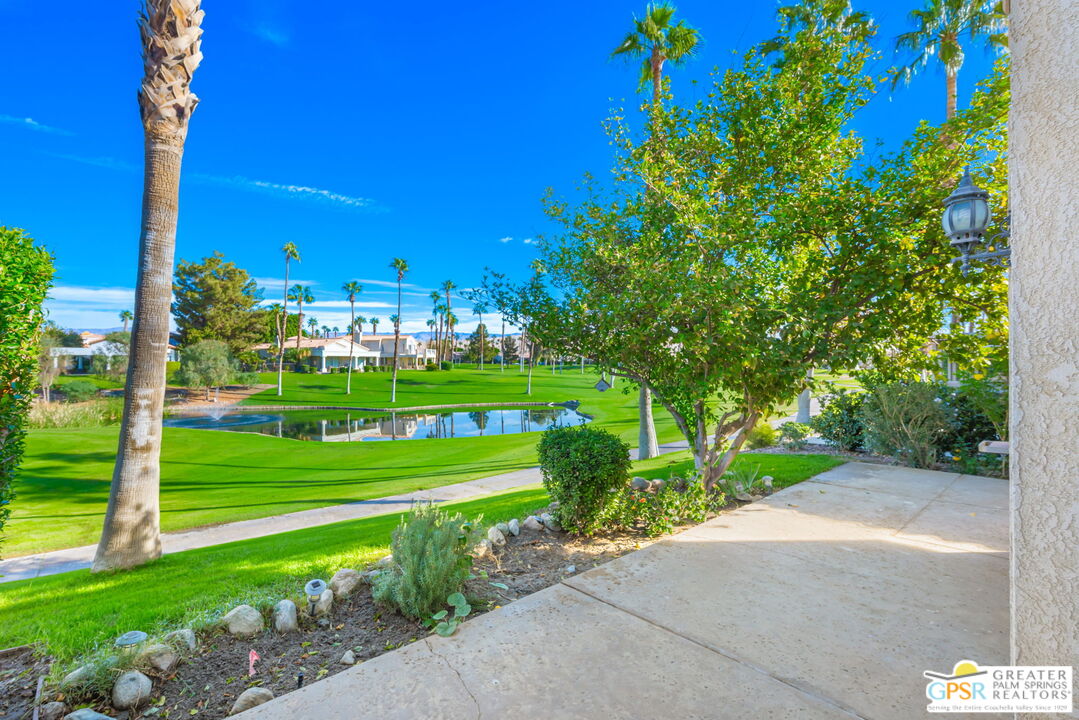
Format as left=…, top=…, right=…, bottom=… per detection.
left=3, top=509, right=698, bottom=720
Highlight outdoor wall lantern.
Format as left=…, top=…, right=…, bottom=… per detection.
left=943, top=168, right=1010, bottom=275
left=304, top=578, right=327, bottom=615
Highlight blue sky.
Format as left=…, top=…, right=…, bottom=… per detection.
left=0, top=0, right=998, bottom=334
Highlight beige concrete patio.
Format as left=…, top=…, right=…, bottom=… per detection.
left=244, top=462, right=1009, bottom=720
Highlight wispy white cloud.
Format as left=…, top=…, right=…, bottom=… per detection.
left=1, top=114, right=73, bottom=136
left=189, top=173, right=385, bottom=212
left=354, top=278, right=422, bottom=289
left=522, top=238, right=534, bottom=245
left=47, top=153, right=384, bottom=213
left=304, top=300, right=394, bottom=309
left=498, top=236, right=513, bottom=243
left=253, top=276, right=318, bottom=291
left=48, top=286, right=135, bottom=307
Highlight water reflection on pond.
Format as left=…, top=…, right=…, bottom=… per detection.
left=163, top=406, right=589, bottom=442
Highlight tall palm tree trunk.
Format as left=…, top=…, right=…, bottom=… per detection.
left=346, top=300, right=355, bottom=394
left=94, top=0, right=202, bottom=573
left=946, top=68, right=957, bottom=119
left=276, top=259, right=290, bottom=395
left=391, top=284, right=401, bottom=401
left=295, top=301, right=303, bottom=350
left=500, top=319, right=505, bottom=372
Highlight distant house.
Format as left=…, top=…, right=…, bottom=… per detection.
left=250, top=334, right=435, bottom=373
left=49, top=332, right=128, bottom=373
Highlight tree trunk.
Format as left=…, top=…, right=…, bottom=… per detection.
left=391, top=283, right=401, bottom=401
left=946, top=68, right=957, bottom=120
left=500, top=319, right=505, bottom=372
left=92, top=139, right=182, bottom=572
left=276, top=258, right=289, bottom=395
left=295, top=305, right=303, bottom=351
left=637, top=385, right=660, bottom=460
left=702, top=413, right=759, bottom=491
left=796, top=368, right=813, bottom=423
left=526, top=338, right=535, bottom=395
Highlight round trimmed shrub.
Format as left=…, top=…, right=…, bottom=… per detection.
left=811, top=389, right=865, bottom=451
left=537, top=425, right=631, bottom=535
left=62, top=379, right=99, bottom=403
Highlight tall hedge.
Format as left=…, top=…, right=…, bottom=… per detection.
left=0, top=227, right=54, bottom=551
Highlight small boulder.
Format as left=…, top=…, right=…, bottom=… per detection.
left=549, top=501, right=560, bottom=510
left=472, top=539, right=492, bottom=559
left=360, top=569, right=381, bottom=584
left=522, top=516, right=543, bottom=532
left=63, top=710, right=114, bottom=720
left=111, top=670, right=152, bottom=710
left=649, top=479, right=666, bottom=493
left=376, top=554, right=394, bottom=568
left=229, top=687, right=275, bottom=716
left=329, top=568, right=361, bottom=598
left=630, top=477, right=650, bottom=491
left=495, top=521, right=510, bottom=536
left=222, top=605, right=264, bottom=638
left=539, top=513, right=560, bottom=531
left=164, top=628, right=197, bottom=653
left=137, top=643, right=178, bottom=674
left=507, top=518, right=520, bottom=536
left=340, top=649, right=356, bottom=665
left=735, top=492, right=754, bottom=502
left=486, top=526, right=506, bottom=547
left=61, top=665, right=93, bottom=689
left=314, top=589, right=334, bottom=616
left=273, top=599, right=298, bottom=634
left=39, top=701, right=67, bottom=720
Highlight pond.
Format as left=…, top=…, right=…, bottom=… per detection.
left=162, top=405, right=590, bottom=442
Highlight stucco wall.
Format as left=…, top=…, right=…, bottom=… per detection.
left=1009, top=0, right=1079, bottom=706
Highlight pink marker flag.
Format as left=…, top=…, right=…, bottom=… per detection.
left=249, top=649, right=260, bottom=676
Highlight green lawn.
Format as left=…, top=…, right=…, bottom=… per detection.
left=10, top=368, right=681, bottom=556
left=52, top=375, right=126, bottom=391
left=0, top=486, right=550, bottom=663
left=0, top=452, right=843, bottom=663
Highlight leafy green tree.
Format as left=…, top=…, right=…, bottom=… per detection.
left=173, top=251, right=265, bottom=354
left=41, top=321, right=82, bottom=348
left=390, top=258, right=409, bottom=400
left=894, top=0, right=1006, bottom=118
left=465, top=324, right=498, bottom=363
left=173, top=339, right=235, bottom=400
left=501, top=335, right=519, bottom=364
left=276, top=242, right=301, bottom=395
left=0, top=227, right=53, bottom=549
left=500, top=3, right=1008, bottom=489
left=91, top=332, right=131, bottom=380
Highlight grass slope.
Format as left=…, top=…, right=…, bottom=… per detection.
left=10, top=369, right=679, bottom=556
left=0, top=453, right=843, bottom=662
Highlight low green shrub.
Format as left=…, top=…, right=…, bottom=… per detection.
left=537, top=425, right=631, bottom=535
left=811, top=389, right=865, bottom=451
left=779, top=422, right=812, bottom=450
left=859, top=382, right=950, bottom=468
left=372, top=503, right=482, bottom=620
left=62, top=379, right=99, bottom=403
left=745, top=423, right=777, bottom=449
left=440, top=361, right=453, bottom=371
left=425, top=362, right=438, bottom=371
left=234, top=371, right=260, bottom=386
left=605, top=475, right=726, bottom=537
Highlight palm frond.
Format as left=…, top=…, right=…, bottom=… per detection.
left=666, top=22, right=700, bottom=63
left=612, top=31, right=643, bottom=57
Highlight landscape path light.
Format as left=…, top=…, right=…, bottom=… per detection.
left=115, top=630, right=148, bottom=663
left=304, top=578, right=327, bottom=616
left=943, top=168, right=1010, bottom=275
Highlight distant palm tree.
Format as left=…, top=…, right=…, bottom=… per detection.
left=389, top=258, right=409, bottom=401
left=441, top=280, right=457, bottom=366
left=473, top=301, right=488, bottom=370
left=426, top=318, right=436, bottom=363
left=370, top=317, right=379, bottom=335
left=119, top=309, right=133, bottom=332
left=276, top=243, right=300, bottom=395
left=894, top=0, right=1005, bottom=118
left=94, top=0, right=204, bottom=574
left=429, top=290, right=443, bottom=362
left=342, top=281, right=363, bottom=393
left=322, top=325, right=330, bottom=338
left=308, top=317, right=318, bottom=339
left=288, top=284, right=314, bottom=350
left=612, top=2, right=700, bottom=119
